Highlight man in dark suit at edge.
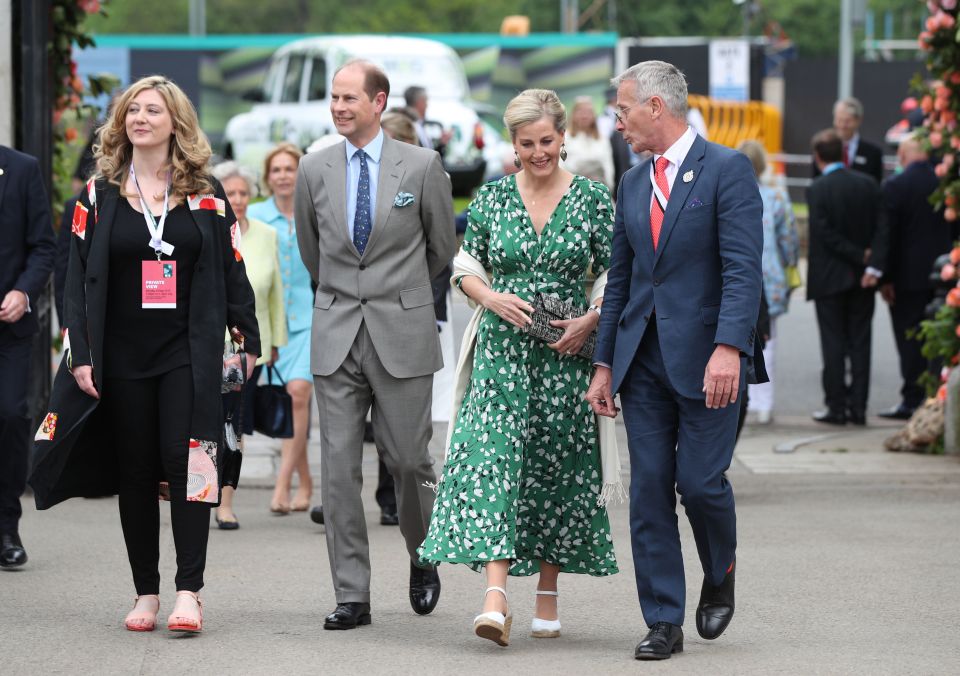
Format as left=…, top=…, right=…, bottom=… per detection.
left=869, top=134, right=957, bottom=419
left=0, top=145, right=56, bottom=567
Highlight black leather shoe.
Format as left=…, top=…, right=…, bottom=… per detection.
left=380, top=505, right=399, bottom=526
left=635, top=622, right=683, bottom=660
left=847, top=410, right=867, bottom=426
left=409, top=562, right=440, bottom=615
left=812, top=410, right=846, bottom=425
left=310, top=505, right=324, bottom=525
left=0, top=532, right=28, bottom=568
left=878, top=404, right=914, bottom=420
left=697, top=561, right=735, bottom=640
left=323, top=602, right=371, bottom=630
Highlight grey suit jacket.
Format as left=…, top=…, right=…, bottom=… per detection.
left=294, top=135, right=456, bottom=378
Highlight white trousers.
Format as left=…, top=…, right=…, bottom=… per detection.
left=747, top=318, right=776, bottom=413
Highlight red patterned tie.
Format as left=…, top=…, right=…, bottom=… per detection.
left=650, top=156, right=671, bottom=250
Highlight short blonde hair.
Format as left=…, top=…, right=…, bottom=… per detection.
left=94, top=75, right=212, bottom=200
left=503, top=89, right=566, bottom=139
left=261, top=142, right=302, bottom=196
left=381, top=111, right=419, bottom=146
left=736, top=140, right=767, bottom=178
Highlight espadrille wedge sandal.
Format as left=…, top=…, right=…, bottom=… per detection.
left=474, top=586, right=512, bottom=646
left=531, top=589, right=561, bottom=638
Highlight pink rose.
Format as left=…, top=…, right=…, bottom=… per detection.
left=944, top=13, right=957, bottom=29
left=942, top=0, right=957, bottom=10
left=946, top=207, right=958, bottom=222
left=930, top=131, right=943, bottom=148
left=936, top=162, right=948, bottom=177
left=942, top=263, right=957, bottom=281
left=951, top=135, right=960, bottom=150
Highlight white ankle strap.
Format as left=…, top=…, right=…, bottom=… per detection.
left=484, top=586, right=508, bottom=600
left=536, top=590, right=559, bottom=596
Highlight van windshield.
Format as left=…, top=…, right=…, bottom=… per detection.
left=369, top=53, right=466, bottom=99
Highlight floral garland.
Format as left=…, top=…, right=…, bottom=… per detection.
left=916, top=0, right=960, bottom=403
left=50, top=0, right=112, bottom=209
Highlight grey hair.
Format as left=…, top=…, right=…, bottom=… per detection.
left=834, top=96, right=864, bottom=119
left=611, top=60, right=688, bottom=119
left=211, top=161, right=259, bottom=198
left=503, top=89, right=566, bottom=139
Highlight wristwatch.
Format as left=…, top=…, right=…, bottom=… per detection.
left=588, top=304, right=602, bottom=317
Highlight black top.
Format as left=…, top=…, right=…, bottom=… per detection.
left=103, top=199, right=201, bottom=378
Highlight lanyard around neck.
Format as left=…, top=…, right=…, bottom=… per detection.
left=129, top=163, right=173, bottom=259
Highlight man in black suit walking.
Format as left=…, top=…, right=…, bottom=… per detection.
left=812, top=97, right=884, bottom=184
left=0, top=145, right=55, bottom=568
left=869, top=135, right=956, bottom=419
left=807, top=129, right=885, bottom=426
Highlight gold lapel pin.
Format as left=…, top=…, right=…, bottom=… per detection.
left=682, top=170, right=694, bottom=183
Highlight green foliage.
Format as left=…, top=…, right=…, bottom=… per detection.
left=83, top=0, right=931, bottom=57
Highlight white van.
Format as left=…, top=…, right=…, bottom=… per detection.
left=223, top=35, right=489, bottom=195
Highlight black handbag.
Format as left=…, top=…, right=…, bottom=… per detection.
left=221, top=340, right=246, bottom=490
left=523, top=292, right=596, bottom=361
left=253, top=366, right=294, bottom=438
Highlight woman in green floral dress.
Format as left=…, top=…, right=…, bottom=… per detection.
left=418, top=90, right=618, bottom=646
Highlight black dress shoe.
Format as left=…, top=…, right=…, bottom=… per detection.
left=0, top=532, right=28, bottom=568
left=380, top=505, right=399, bottom=526
left=323, top=602, right=371, bottom=630
left=878, top=404, right=914, bottom=420
left=635, top=622, right=683, bottom=660
left=812, top=410, right=846, bottom=425
left=697, top=561, right=735, bottom=640
left=409, top=562, right=441, bottom=615
left=310, top=505, right=324, bottom=525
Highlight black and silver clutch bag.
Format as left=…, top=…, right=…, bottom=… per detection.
left=523, top=292, right=596, bottom=361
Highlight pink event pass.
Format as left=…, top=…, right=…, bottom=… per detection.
left=141, top=260, right=177, bottom=309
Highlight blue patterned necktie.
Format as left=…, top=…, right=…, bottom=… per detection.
left=353, top=149, right=372, bottom=255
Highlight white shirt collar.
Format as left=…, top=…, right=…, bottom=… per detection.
left=344, top=129, right=385, bottom=164
left=654, top=126, right=697, bottom=170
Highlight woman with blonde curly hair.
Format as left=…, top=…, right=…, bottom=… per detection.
left=31, top=75, right=260, bottom=633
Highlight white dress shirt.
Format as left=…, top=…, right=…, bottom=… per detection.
left=649, top=125, right=697, bottom=211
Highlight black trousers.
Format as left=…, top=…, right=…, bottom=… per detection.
left=814, top=287, right=876, bottom=415
left=104, top=366, right=211, bottom=594
left=890, top=288, right=934, bottom=409
left=0, top=329, right=32, bottom=534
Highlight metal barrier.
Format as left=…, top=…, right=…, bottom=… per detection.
left=688, top=95, right=782, bottom=155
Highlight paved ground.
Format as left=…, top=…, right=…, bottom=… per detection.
left=4, top=418, right=960, bottom=675
left=7, top=269, right=959, bottom=673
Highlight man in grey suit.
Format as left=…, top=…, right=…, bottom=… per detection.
left=294, top=60, right=456, bottom=630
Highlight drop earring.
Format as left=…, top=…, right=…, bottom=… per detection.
left=559, top=144, right=568, bottom=161
left=514, top=152, right=521, bottom=169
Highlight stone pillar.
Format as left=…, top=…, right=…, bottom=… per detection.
left=0, top=0, right=13, bottom=147
left=944, top=368, right=960, bottom=455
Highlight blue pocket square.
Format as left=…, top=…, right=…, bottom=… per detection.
left=394, top=191, right=415, bottom=207
left=687, top=198, right=704, bottom=209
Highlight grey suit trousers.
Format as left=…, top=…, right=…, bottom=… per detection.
left=314, top=322, right=437, bottom=603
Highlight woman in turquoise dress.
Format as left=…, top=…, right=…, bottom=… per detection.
left=247, top=143, right=314, bottom=514
left=418, top=89, right=618, bottom=646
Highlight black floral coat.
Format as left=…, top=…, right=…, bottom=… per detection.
left=29, top=177, right=260, bottom=509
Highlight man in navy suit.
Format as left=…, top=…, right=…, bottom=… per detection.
left=586, top=61, right=763, bottom=660
left=0, top=145, right=55, bottom=568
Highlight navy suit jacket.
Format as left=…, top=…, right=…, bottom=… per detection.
left=594, top=134, right=764, bottom=399
left=0, top=146, right=55, bottom=338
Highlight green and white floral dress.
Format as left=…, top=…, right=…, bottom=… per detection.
left=418, top=174, right=618, bottom=577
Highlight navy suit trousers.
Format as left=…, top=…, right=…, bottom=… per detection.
left=0, top=328, right=32, bottom=533
left=619, top=319, right=740, bottom=627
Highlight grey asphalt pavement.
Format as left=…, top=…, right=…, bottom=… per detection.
left=4, top=420, right=960, bottom=675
